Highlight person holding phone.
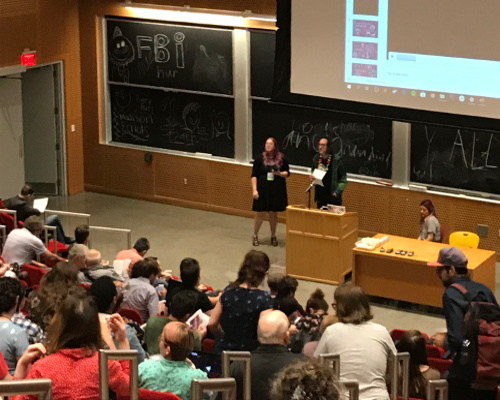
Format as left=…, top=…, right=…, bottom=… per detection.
left=251, top=137, right=290, bottom=247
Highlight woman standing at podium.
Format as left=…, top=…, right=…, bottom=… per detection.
left=251, top=137, right=290, bottom=246
left=418, top=199, right=441, bottom=242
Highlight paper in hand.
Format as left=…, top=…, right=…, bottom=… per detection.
left=33, top=197, right=49, bottom=213
left=311, top=168, right=326, bottom=187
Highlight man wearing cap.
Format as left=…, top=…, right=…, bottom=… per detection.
left=429, top=246, right=497, bottom=400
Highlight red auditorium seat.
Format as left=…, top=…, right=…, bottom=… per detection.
left=22, top=264, right=48, bottom=287
left=0, top=212, right=16, bottom=232
left=390, top=329, right=429, bottom=343
left=428, top=357, right=452, bottom=377
left=201, top=338, right=215, bottom=353
left=426, top=344, right=445, bottom=359
left=47, top=240, right=68, bottom=255
left=118, top=308, right=143, bottom=325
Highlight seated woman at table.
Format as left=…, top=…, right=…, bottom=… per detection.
left=418, top=199, right=440, bottom=242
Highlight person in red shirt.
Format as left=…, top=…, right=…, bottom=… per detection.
left=115, top=237, right=150, bottom=277
left=12, top=291, right=131, bottom=400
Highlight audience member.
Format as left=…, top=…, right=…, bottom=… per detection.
left=139, top=321, right=209, bottom=400
left=166, top=258, right=213, bottom=315
left=74, top=224, right=90, bottom=245
left=28, top=261, right=80, bottom=330
left=89, top=276, right=145, bottom=363
left=68, top=244, right=89, bottom=279
left=395, top=330, right=440, bottom=399
left=122, top=258, right=164, bottom=323
left=78, top=249, right=123, bottom=284
left=314, top=283, right=396, bottom=400
left=290, top=288, right=331, bottom=353
left=0, top=344, right=46, bottom=380
left=146, top=290, right=205, bottom=355
left=209, top=250, right=273, bottom=353
left=273, top=275, right=305, bottom=318
left=270, top=359, right=341, bottom=400
left=115, top=237, right=150, bottom=276
left=267, top=273, right=282, bottom=298
left=231, top=310, right=303, bottom=400
left=429, top=247, right=497, bottom=400
left=1, top=216, right=64, bottom=267
left=12, top=293, right=131, bottom=400
left=0, top=277, right=29, bottom=373
left=7, top=184, right=72, bottom=244
left=418, top=199, right=440, bottom=242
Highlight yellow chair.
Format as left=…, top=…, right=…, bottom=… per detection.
left=449, top=231, right=480, bottom=249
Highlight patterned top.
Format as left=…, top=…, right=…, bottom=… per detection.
left=11, top=312, right=45, bottom=344
left=138, top=358, right=209, bottom=400
left=0, top=320, right=29, bottom=374
left=11, top=348, right=130, bottom=400
left=215, top=287, right=273, bottom=353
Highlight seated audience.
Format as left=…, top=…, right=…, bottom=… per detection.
left=7, top=184, right=72, bottom=244
left=89, top=276, right=145, bottom=363
left=139, top=321, right=209, bottom=400
left=0, top=344, right=46, bottom=380
left=68, top=244, right=89, bottom=281
left=122, top=258, right=164, bottom=323
left=146, top=290, right=205, bottom=355
left=209, top=250, right=273, bottom=353
left=166, top=258, right=214, bottom=315
left=79, top=249, right=123, bottom=284
left=270, top=359, right=341, bottom=400
left=231, top=310, right=303, bottom=400
left=12, top=292, right=131, bottom=400
left=314, top=283, right=396, bottom=400
left=1, top=216, right=64, bottom=267
left=28, top=261, right=80, bottom=331
left=0, top=277, right=29, bottom=373
left=418, top=199, right=440, bottom=242
left=74, top=224, right=90, bottom=245
left=273, top=275, right=305, bottom=318
left=395, top=330, right=440, bottom=399
left=115, top=237, right=150, bottom=276
left=290, top=288, right=331, bottom=354
left=267, top=273, right=283, bottom=298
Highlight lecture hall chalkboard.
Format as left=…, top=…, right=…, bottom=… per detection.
left=252, top=100, right=393, bottom=178
left=110, top=84, right=234, bottom=158
left=106, top=18, right=233, bottom=94
left=411, top=124, right=500, bottom=195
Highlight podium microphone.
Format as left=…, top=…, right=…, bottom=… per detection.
left=305, top=182, right=315, bottom=192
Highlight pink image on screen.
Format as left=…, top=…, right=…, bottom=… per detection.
left=353, top=20, right=378, bottom=38
left=352, top=42, right=378, bottom=60
left=352, top=63, right=377, bottom=77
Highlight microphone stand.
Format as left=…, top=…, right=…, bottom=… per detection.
left=305, top=182, right=315, bottom=209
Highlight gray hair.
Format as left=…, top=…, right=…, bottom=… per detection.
left=68, top=244, right=88, bottom=262
left=85, top=249, right=102, bottom=266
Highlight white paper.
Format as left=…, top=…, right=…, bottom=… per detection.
left=113, top=259, right=131, bottom=275
left=186, top=309, right=210, bottom=330
left=311, top=168, right=326, bottom=187
left=34, top=197, right=49, bottom=213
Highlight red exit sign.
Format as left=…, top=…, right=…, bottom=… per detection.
left=21, top=52, right=36, bottom=66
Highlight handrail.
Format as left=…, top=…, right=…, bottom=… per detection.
left=43, top=225, right=57, bottom=255
left=0, top=208, right=18, bottom=228
left=390, top=352, right=410, bottom=400
left=89, top=225, right=132, bottom=249
left=44, top=209, right=91, bottom=222
left=222, top=351, right=251, bottom=400
left=99, top=349, right=139, bottom=400
left=0, top=224, right=6, bottom=249
left=191, top=378, right=236, bottom=400
left=318, top=353, right=341, bottom=379
left=0, top=378, right=52, bottom=399
left=426, top=379, right=448, bottom=400
left=341, top=379, right=360, bottom=400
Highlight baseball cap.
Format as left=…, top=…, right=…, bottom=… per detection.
left=427, top=246, right=468, bottom=269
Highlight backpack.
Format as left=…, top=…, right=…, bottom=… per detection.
left=451, top=283, right=500, bottom=390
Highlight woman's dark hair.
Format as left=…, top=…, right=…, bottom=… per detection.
left=276, top=276, right=299, bottom=297
left=131, top=257, right=159, bottom=279
left=396, top=330, right=429, bottom=398
left=420, top=199, right=437, bottom=224
left=45, top=292, right=102, bottom=354
left=231, top=250, right=270, bottom=289
left=0, top=277, right=25, bottom=314
left=270, top=359, right=340, bottom=400
left=179, top=258, right=200, bottom=288
left=306, top=289, right=329, bottom=314
left=90, top=276, right=117, bottom=313
left=334, top=283, right=373, bottom=324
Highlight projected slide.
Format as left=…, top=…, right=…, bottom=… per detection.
left=290, top=0, right=500, bottom=120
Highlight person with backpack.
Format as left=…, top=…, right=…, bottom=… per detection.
left=429, top=246, right=499, bottom=400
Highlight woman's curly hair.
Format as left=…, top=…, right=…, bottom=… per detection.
left=270, top=359, right=341, bottom=400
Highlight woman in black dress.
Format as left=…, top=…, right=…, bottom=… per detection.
left=251, top=137, right=290, bottom=246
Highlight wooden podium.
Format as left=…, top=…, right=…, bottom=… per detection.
left=286, top=205, right=358, bottom=285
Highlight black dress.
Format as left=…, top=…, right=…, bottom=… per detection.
left=251, top=153, right=290, bottom=212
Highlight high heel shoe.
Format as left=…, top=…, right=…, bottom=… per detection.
left=271, top=236, right=278, bottom=246
left=253, top=236, right=260, bottom=246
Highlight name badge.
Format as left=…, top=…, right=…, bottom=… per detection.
left=267, top=172, right=274, bottom=181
